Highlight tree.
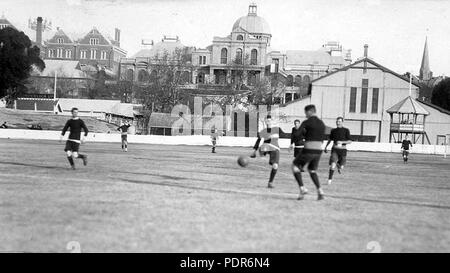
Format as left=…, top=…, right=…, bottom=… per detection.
left=431, top=77, right=450, bottom=111
left=0, top=27, right=45, bottom=103
left=134, top=48, right=193, bottom=133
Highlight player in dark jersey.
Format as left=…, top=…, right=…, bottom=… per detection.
left=401, top=135, right=413, bottom=163
left=251, top=115, right=286, bottom=189
left=291, top=105, right=326, bottom=201
left=289, top=119, right=305, bottom=158
left=117, top=120, right=131, bottom=152
left=324, top=117, right=352, bottom=185
left=60, top=108, right=88, bottom=170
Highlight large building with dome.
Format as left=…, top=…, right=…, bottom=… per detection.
left=119, top=3, right=352, bottom=103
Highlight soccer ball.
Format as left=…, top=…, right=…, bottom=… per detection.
left=237, top=156, right=250, bottom=167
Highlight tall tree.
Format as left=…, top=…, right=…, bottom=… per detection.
left=0, top=27, right=45, bottom=103
left=134, top=48, right=193, bottom=133
left=431, top=77, right=450, bottom=111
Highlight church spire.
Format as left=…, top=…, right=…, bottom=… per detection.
left=419, top=37, right=432, bottom=81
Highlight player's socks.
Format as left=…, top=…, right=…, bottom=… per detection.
left=294, top=172, right=303, bottom=187
left=78, top=154, right=88, bottom=166
left=328, top=169, right=334, bottom=180
left=310, top=172, right=321, bottom=189
left=269, top=169, right=277, bottom=183
left=67, top=156, right=75, bottom=168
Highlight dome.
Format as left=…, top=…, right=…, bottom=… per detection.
left=232, top=4, right=271, bottom=35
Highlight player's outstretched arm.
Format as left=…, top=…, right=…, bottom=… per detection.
left=251, top=136, right=261, bottom=158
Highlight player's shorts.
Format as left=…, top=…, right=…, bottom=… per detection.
left=121, top=135, right=128, bottom=142
left=329, top=148, right=347, bottom=166
left=260, top=150, right=280, bottom=165
left=402, top=150, right=410, bottom=156
left=294, top=147, right=303, bottom=158
left=64, top=141, right=80, bottom=152
left=293, top=149, right=322, bottom=171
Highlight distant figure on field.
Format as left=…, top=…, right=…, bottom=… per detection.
left=117, top=120, right=131, bottom=152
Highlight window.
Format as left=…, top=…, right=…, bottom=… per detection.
left=236, top=35, right=243, bottom=41
left=90, top=49, right=97, bottom=59
left=65, top=50, right=72, bottom=59
left=57, top=38, right=64, bottom=44
left=372, top=88, right=379, bottom=113
left=198, top=56, right=206, bottom=65
left=138, top=70, right=149, bottom=82
left=101, top=51, right=107, bottom=60
left=272, top=58, right=279, bottom=73
left=361, top=88, right=368, bottom=113
left=286, top=75, right=294, bottom=87
left=303, top=75, right=310, bottom=84
left=361, top=79, right=368, bottom=113
left=250, top=49, right=258, bottom=65
left=90, top=38, right=99, bottom=45
left=48, top=49, right=55, bottom=58
left=349, top=87, right=357, bottom=113
left=295, top=75, right=302, bottom=87
left=56, top=48, right=63, bottom=58
left=220, top=48, right=228, bottom=64
left=0, top=24, right=8, bottom=29
left=80, top=50, right=87, bottom=59
left=235, top=48, right=243, bottom=64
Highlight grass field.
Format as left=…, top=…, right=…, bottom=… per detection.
left=0, top=138, right=449, bottom=253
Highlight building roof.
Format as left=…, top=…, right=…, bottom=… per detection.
left=386, top=96, right=429, bottom=115
left=232, top=4, right=271, bottom=35
left=285, top=50, right=345, bottom=66
left=311, top=57, right=421, bottom=88
left=417, top=99, right=450, bottom=115
left=0, top=14, right=16, bottom=29
left=58, top=99, right=120, bottom=113
left=33, top=60, right=87, bottom=79
left=132, top=37, right=185, bottom=58
left=108, top=103, right=142, bottom=118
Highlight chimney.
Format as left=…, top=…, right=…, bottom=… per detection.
left=364, top=44, right=368, bottom=58
left=115, top=28, right=121, bottom=47
left=36, top=17, right=43, bottom=46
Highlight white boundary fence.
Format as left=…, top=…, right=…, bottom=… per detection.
left=0, top=129, right=448, bottom=155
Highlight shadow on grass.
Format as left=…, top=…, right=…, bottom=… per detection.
left=326, top=194, right=450, bottom=210
left=118, top=178, right=290, bottom=201
left=0, top=161, right=68, bottom=171
left=118, top=177, right=450, bottom=209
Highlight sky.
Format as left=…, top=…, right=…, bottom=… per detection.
left=1, top=0, right=449, bottom=76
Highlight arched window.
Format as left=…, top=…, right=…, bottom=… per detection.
left=150, top=70, right=157, bottom=83
left=295, top=75, right=302, bottom=87
left=125, top=69, right=134, bottom=82
left=220, top=48, right=228, bottom=64
left=235, top=48, right=243, bottom=64
left=138, top=70, right=149, bottom=83
left=250, top=49, right=258, bottom=65
left=181, top=71, right=191, bottom=84
left=286, top=75, right=294, bottom=87
left=303, top=75, right=311, bottom=84
left=236, top=35, right=243, bottom=41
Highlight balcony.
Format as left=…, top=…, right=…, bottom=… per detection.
left=390, top=123, right=425, bottom=133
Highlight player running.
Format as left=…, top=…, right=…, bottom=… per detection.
left=291, top=105, right=326, bottom=201
left=324, top=117, right=352, bottom=185
left=60, top=108, right=88, bottom=170
left=401, top=135, right=413, bottom=163
left=117, top=120, right=131, bottom=152
left=251, top=115, right=286, bottom=189
left=289, top=119, right=305, bottom=158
